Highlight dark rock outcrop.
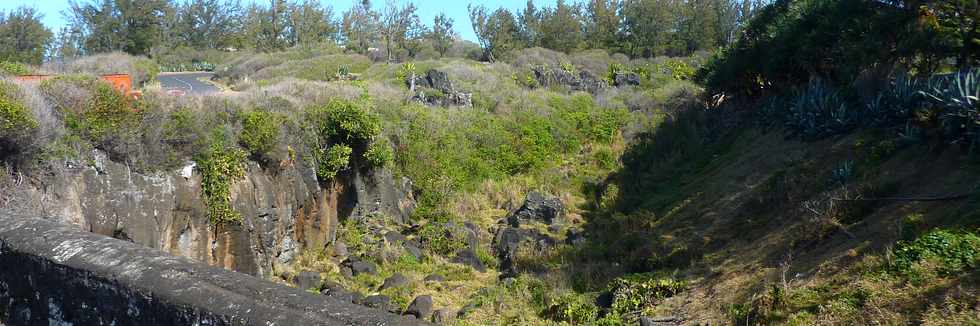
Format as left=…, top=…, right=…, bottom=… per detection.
left=431, top=308, right=454, bottom=323
left=404, top=295, right=434, bottom=320
left=292, top=271, right=322, bottom=291
left=5, top=149, right=416, bottom=278
left=452, top=248, right=486, bottom=272
left=379, top=273, right=410, bottom=291
left=530, top=66, right=608, bottom=93
left=493, top=227, right=558, bottom=278
left=0, top=216, right=425, bottom=325
left=343, top=257, right=378, bottom=276
left=507, top=192, right=565, bottom=227
left=613, top=72, right=641, bottom=87
left=407, top=69, right=473, bottom=107
left=363, top=295, right=396, bottom=312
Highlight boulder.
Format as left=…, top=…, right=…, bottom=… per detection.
left=291, top=271, right=321, bottom=291
left=342, top=257, right=377, bottom=276
left=403, top=295, right=434, bottom=320
left=379, top=273, right=410, bottom=291
left=614, top=72, right=641, bottom=87
left=384, top=231, right=407, bottom=244
left=407, top=69, right=473, bottom=107
left=362, top=295, right=394, bottom=311
left=639, top=316, right=680, bottom=326
left=452, top=248, right=486, bottom=272
left=404, top=243, right=423, bottom=260
left=432, top=308, right=454, bottom=323
left=456, top=303, right=478, bottom=318
left=319, top=281, right=360, bottom=304
left=423, top=274, right=445, bottom=283
left=493, top=227, right=558, bottom=278
left=332, top=241, right=349, bottom=257
left=530, top=66, right=609, bottom=94
left=507, top=192, right=564, bottom=227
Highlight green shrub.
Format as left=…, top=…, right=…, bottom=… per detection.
left=238, top=110, right=280, bottom=156
left=552, top=94, right=627, bottom=144
left=308, top=99, right=380, bottom=144
left=542, top=293, right=599, bottom=324
left=315, top=144, right=352, bottom=180
left=0, top=83, right=38, bottom=138
left=607, top=273, right=686, bottom=315
left=0, top=61, right=29, bottom=75
left=195, top=130, right=247, bottom=225
left=892, top=229, right=980, bottom=276
left=41, top=76, right=138, bottom=147
left=659, top=59, right=696, bottom=81
left=418, top=222, right=467, bottom=256
left=364, top=138, right=393, bottom=167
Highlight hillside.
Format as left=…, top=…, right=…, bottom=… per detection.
left=1, top=0, right=979, bottom=325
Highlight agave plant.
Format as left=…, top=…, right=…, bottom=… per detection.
left=785, top=79, right=851, bottom=139
left=920, top=69, right=980, bottom=148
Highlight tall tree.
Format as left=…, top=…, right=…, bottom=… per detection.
left=67, top=0, right=170, bottom=55
left=537, top=0, right=584, bottom=53
left=468, top=5, right=519, bottom=62
left=0, top=7, right=53, bottom=64
left=341, top=0, right=378, bottom=54
left=379, top=0, right=421, bottom=62
left=584, top=0, right=622, bottom=50
left=288, top=0, right=337, bottom=48
left=430, top=13, right=455, bottom=57
left=517, top=1, right=541, bottom=47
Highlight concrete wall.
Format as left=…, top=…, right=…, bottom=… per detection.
left=0, top=215, right=426, bottom=326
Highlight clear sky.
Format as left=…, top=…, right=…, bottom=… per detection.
left=0, top=0, right=556, bottom=43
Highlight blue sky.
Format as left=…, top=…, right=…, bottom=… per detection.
left=0, top=0, right=556, bottom=43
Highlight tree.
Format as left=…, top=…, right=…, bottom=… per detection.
left=517, top=1, right=541, bottom=47
left=288, top=0, right=338, bottom=48
left=66, top=0, right=170, bottom=55
left=679, top=0, right=720, bottom=53
left=0, top=7, right=53, bottom=64
left=468, top=5, right=519, bottom=62
left=430, top=13, right=454, bottom=57
left=584, top=0, right=622, bottom=50
left=341, top=0, right=378, bottom=54
left=49, top=26, right=84, bottom=61
left=379, top=0, right=422, bottom=62
left=621, top=0, right=684, bottom=57
left=174, top=0, right=243, bottom=49
left=537, top=0, right=585, bottom=53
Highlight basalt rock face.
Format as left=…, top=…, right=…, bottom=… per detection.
left=407, top=69, right=473, bottom=107
left=0, top=216, right=426, bottom=326
left=531, top=66, right=608, bottom=93
left=8, top=150, right=415, bottom=278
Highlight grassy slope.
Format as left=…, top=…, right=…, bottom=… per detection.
left=613, top=124, right=980, bottom=324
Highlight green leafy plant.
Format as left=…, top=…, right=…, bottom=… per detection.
left=238, top=109, right=280, bottom=156
left=0, top=61, right=29, bottom=76
left=607, top=273, right=686, bottom=315
left=542, top=293, right=599, bottom=324
left=891, top=229, right=980, bottom=276
left=316, top=144, right=352, bottom=179
left=396, top=62, right=417, bottom=81
left=195, top=130, right=248, bottom=225
left=364, top=138, right=393, bottom=167
left=418, top=222, right=467, bottom=256
left=0, top=82, right=38, bottom=139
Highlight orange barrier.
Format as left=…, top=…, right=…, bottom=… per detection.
left=13, top=73, right=141, bottom=99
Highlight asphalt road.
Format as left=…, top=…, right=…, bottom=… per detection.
left=157, top=72, right=220, bottom=95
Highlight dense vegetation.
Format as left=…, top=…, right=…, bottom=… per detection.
left=0, top=0, right=978, bottom=325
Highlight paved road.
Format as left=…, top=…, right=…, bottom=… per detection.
left=157, top=72, right=220, bottom=95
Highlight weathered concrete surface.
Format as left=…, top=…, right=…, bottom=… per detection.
left=0, top=215, right=428, bottom=326
left=7, top=150, right=415, bottom=278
